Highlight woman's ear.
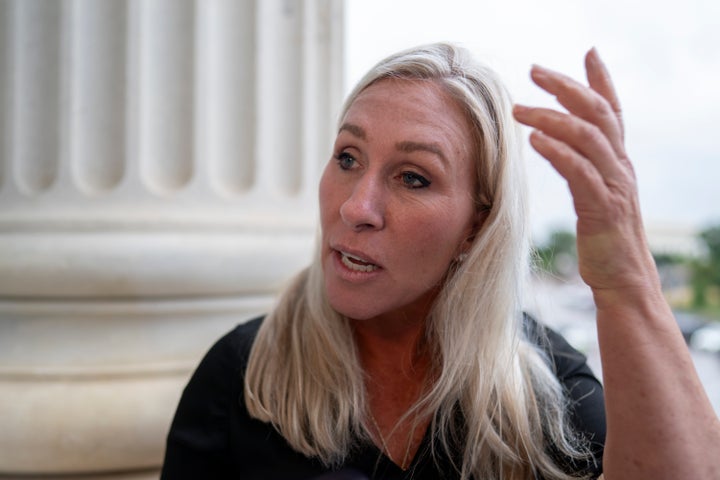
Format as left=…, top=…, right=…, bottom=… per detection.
left=467, top=205, right=491, bottom=243
left=457, top=206, right=490, bottom=259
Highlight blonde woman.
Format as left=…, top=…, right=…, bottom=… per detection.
left=161, top=44, right=720, bottom=480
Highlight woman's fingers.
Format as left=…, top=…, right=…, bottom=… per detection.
left=525, top=128, right=605, bottom=199
left=528, top=57, right=626, bottom=161
left=524, top=126, right=636, bottom=239
left=512, top=103, right=626, bottom=183
left=513, top=49, right=636, bottom=190
left=513, top=50, right=650, bottom=291
left=585, top=48, right=624, bottom=142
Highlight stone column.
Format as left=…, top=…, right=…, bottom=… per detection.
left=0, top=0, right=344, bottom=477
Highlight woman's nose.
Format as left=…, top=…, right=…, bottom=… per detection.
left=339, top=176, right=385, bottom=231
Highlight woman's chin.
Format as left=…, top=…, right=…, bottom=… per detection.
left=323, top=281, right=380, bottom=321
left=328, top=301, right=377, bottom=321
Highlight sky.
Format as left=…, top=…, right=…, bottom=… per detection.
left=344, top=0, right=720, bottom=243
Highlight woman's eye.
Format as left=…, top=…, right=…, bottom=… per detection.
left=335, top=152, right=356, bottom=170
left=400, top=172, right=431, bottom=189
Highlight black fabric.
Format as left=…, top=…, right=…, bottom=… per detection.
left=161, top=316, right=605, bottom=480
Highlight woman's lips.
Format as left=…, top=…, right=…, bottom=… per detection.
left=339, top=251, right=379, bottom=272
left=331, top=246, right=382, bottom=277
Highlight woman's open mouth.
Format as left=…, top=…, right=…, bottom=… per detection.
left=339, top=251, right=379, bottom=273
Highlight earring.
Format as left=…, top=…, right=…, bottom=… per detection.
left=456, top=253, right=468, bottom=263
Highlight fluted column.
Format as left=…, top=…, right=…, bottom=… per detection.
left=0, top=0, right=344, bottom=477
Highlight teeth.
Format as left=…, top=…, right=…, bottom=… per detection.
left=340, top=252, right=378, bottom=272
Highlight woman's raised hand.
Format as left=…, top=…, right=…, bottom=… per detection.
left=513, top=48, right=659, bottom=308
left=514, top=49, right=720, bottom=480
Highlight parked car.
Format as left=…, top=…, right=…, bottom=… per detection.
left=690, top=322, right=720, bottom=353
left=674, top=311, right=709, bottom=344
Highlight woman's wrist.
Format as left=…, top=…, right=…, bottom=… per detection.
left=590, top=277, right=666, bottom=316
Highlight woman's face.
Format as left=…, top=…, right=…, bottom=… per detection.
left=319, top=78, right=479, bottom=323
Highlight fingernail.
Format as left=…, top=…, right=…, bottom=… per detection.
left=530, top=64, right=549, bottom=81
left=587, top=47, right=604, bottom=67
left=513, top=104, right=529, bottom=114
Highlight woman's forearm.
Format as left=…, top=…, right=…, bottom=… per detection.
left=595, top=283, right=720, bottom=479
left=513, top=49, right=720, bottom=479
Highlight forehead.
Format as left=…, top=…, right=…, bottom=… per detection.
left=345, top=78, right=462, bottom=123
left=341, top=78, right=473, bottom=156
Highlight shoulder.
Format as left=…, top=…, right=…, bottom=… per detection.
left=184, top=315, right=264, bottom=387
left=216, top=315, right=265, bottom=355
left=161, top=316, right=266, bottom=478
left=169, top=314, right=265, bottom=420
left=524, top=313, right=606, bottom=475
left=523, top=312, right=605, bottom=413
left=523, top=313, right=594, bottom=381
left=210, top=315, right=264, bottom=367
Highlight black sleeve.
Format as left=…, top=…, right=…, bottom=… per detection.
left=160, top=320, right=259, bottom=479
left=535, top=321, right=606, bottom=477
left=546, top=328, right=606, bottom=448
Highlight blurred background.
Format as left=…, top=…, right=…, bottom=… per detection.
left=345, top=0, right=720, bottom=423
left=345, top=0, right=720, bottom=241
left=0, top=0, right=718, bottom=478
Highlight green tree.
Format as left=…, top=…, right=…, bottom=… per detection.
left=691, top=225, right=720, bottom=308
left=534, top=230, right=577, bottom=277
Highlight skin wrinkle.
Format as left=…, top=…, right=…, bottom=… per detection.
left=339, top=122, right=455, bottom=171
left=395, top=140, right=449, bottom=168
left=338, top=123, right=451, bottom=180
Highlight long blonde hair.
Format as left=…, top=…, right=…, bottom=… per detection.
left=245, top=43, right=592, bottom=479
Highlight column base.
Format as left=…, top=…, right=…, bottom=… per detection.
left=0, top=295, right=273, bottom=475
left=0, top=469, right=159, bottom=480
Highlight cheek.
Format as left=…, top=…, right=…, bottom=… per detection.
left=318, top=167, right=337, bottom=224
left=425, top=198, right=475, bottom=243
left=397, top=211, right=467, bottom=261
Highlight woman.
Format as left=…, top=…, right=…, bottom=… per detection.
left=161, top=44, right=720, bottom=480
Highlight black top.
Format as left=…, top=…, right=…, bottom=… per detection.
left=161, top=317, right=605, bottom=480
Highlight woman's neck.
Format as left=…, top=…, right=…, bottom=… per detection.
left=351, top=314, right=430, bottom=379
left=351, top=315, right=433, bottom=470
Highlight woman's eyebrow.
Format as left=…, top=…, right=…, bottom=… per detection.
left=338, top=123, right=366, bottom=139
left=395, top=141, right=448, bottom=166
left=337, top=124, right=448, bottom=166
